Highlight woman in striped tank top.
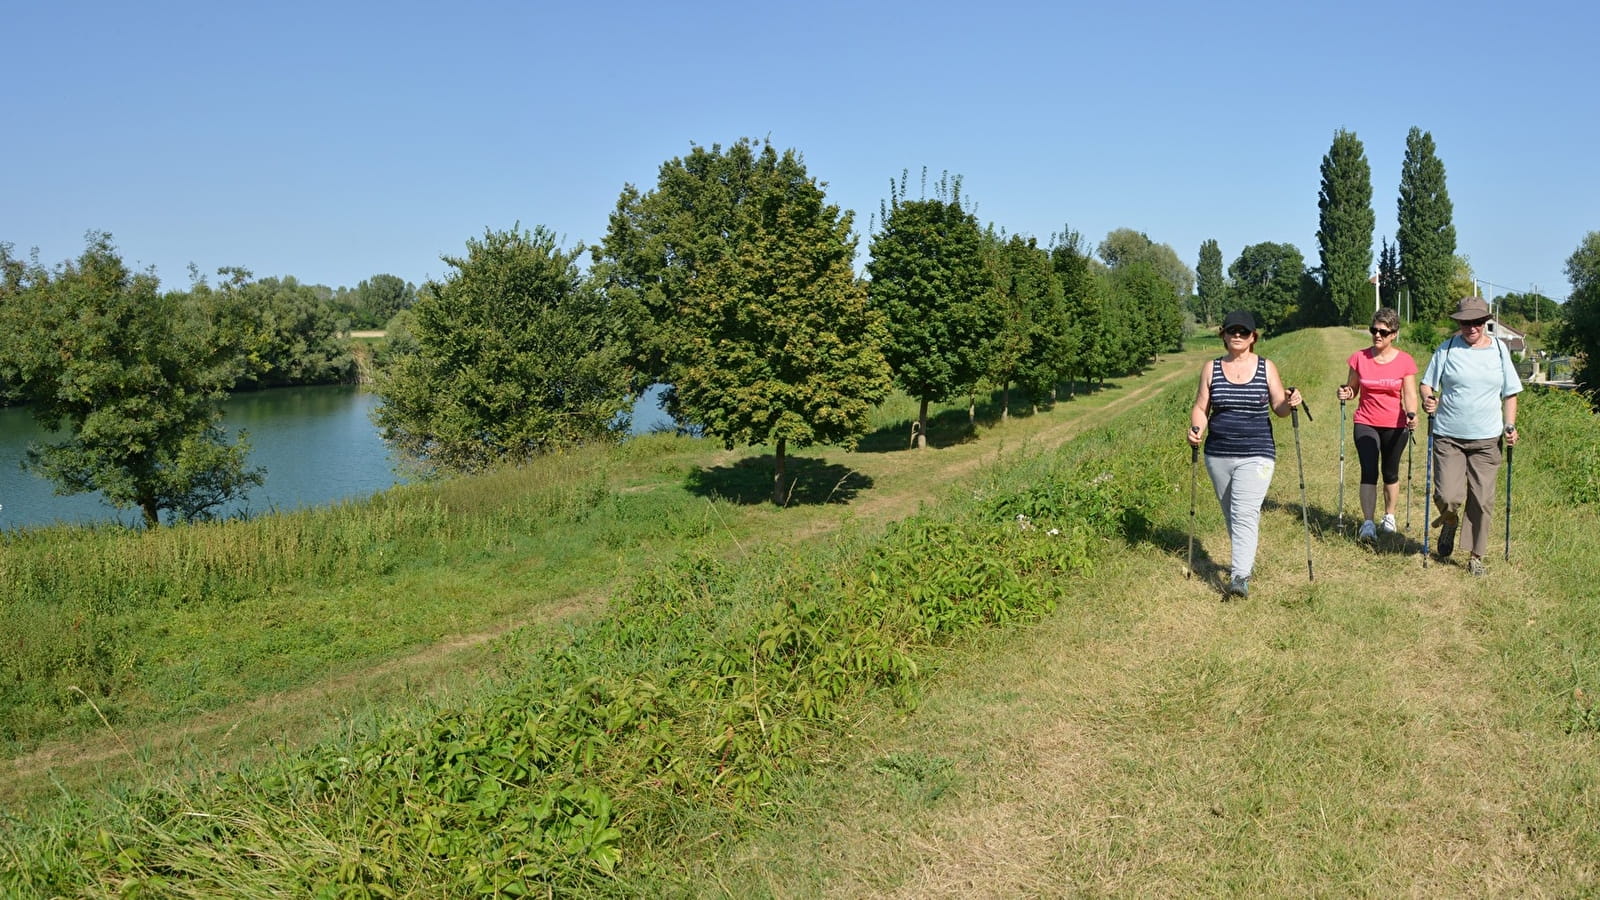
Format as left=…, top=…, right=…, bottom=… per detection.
left=1186, top=310, right=1304, bottom=598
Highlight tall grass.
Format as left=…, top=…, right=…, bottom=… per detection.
left=0, top=434, right=720, bottom=750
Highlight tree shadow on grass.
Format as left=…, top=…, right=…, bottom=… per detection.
left=856, top=383, right=1121, bottom=454
left=685, top=454, right=874, bottom=506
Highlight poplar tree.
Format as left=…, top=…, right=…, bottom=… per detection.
left=1195, top=238, right=1226, bottom=325
left=1397, top=127, right=1457, bottom=322
left=1378, top=236, right=1402, bottom=310
left=1317, top=129, right=1375, bottom=324
left=866, top=172, right=996, bottom=447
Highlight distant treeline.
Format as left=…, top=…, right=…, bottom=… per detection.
left=0, top=242, right=424, bottom=407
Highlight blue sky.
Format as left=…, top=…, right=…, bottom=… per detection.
left=5, top=0, right=1595, bottom=304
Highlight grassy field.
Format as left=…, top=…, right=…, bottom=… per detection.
left=3, top=327, right=1596, bottom=896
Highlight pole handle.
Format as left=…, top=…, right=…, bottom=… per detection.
left=1289, top=386, right=1313, bottom=422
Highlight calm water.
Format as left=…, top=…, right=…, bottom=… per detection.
left=0, top=385, right=676, bottom=531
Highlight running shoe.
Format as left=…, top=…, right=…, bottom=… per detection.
left=1358, top=519, right=1377, bottom=542
left=1380, top=513, right=1397, bottom=534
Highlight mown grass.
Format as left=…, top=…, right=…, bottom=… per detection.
left=674, top=327, right=1600, bottom=897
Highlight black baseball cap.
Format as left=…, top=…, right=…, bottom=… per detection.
left=1221, top=310, right=1257, bottom=332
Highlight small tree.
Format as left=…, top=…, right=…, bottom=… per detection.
left=866, top=171, right=996, bottom=447
left=1195, top=238, right=1227, bottom=325
left=0, top=233, right=262, bottom=527
left=375, top=226, right=633, bottom=473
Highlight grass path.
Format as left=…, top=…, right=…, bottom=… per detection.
left=3, top=352, right=1201, bottom=809
left=703, top=327, right=1598, bottom=896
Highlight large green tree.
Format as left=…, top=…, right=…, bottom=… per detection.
left=1195, top=238, right=1227, bottom=325
left=601, top=139, right=890, bottom=502
left=374, top=226, right=633, bottom=473
left=1317, top=129, right=1375, bottom=324
left=1228, top=241, right=1305, bottom=333
left=0, top=233, right=262, bottom=527
left=866, top=172, right=996, bottom=448
left=1555, top=231, right=1600, bottom=395
left=1397, top=126, right=1457, bottom=322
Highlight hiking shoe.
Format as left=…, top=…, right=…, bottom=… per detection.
left=1358, top=519, right=1377, bottom=542
left=1227, top=575, right=1250, bottom=599
left=1467, top=556, right=1486, bottom=577
left=1434, top=510, right=1459, bottom=558
left=1380, top=514, right=1397, bottom=534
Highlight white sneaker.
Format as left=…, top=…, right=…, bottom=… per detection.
left=1380, top=514, right=1397, bottom=534
left=1358, top=520, right=1377, bottom=542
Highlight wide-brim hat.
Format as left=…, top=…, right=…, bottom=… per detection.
left=1221, top=309, right=1257, bottom=332
left=1450, top=296, right=1491, bottom=321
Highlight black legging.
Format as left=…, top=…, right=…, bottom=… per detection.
left=1352, top=422, right=1407, bottom=485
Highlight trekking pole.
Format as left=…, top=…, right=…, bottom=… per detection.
left=1187, top=427, right=1200, bottom=580
left=1422, top=412, right=1434, bottom=568
left=1401, top=422, right=1414, bottom=528
left=1405, top=412, right=1416, bottom=532
left=1337, top=397, right=1347, bottom=533
left=1504, top=425, right=1515, bottom=561
left=1290, top=389, right=1314, bottom=581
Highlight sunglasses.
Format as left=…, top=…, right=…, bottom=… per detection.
left=1369, top=327, right=1396, bottom=337
left=1223, top=327, right=1253, bottom=337
left=1459, top=317, right=1490, bottom=328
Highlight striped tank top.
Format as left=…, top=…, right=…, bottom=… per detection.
left=1204, top=357, right=1275, bottom=459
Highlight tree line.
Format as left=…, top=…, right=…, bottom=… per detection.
left=375, top=148, right=1191, bottom=505
left=4, top=129, right=1595, bottom=525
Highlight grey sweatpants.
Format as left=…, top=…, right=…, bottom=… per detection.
left=1205, top=455, right=1276, bottom=580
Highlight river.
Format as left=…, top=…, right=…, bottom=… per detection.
left=0, top=386, right=674, bottom=531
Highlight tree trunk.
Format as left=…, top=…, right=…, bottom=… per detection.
left=1001, top=383, right=1010, bottom=421
left=771, top=436, right=788, bottom=505
left=139, top=497, right=161, bottom=529
left=914, top=397, right=929, bottom=449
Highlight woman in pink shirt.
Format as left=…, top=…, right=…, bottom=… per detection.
left=1336, top=307, right=1419, bottom=541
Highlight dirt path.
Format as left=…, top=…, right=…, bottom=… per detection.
left=5, top=355, right=1202, bottom=802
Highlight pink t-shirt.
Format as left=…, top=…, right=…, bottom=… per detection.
left=1346, top=348, right=1417, bottom=428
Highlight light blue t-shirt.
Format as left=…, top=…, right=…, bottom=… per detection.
left=1421, top=335, right=1523, bottom=440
